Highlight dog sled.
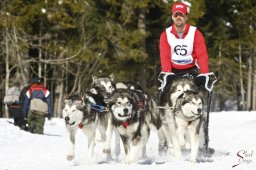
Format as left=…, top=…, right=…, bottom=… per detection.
left=196, top=73, right=217, bottom=156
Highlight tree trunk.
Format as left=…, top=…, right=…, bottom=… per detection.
left=4, top=26, right=10, bottom=118
left=238, top=45, right=245, bottom=110
left=246, top=56, right=252, bottom=110
left=38, top=22, right=43, bottom=78
left=13, top=25, right=27, bottom=84
left=56, top=82, right=64, bottom=118
left=138, top=9, right=147, bottom=87
left=252, top=49, right=256, bottom=110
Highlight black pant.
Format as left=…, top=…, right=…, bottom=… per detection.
left=172, top=66, right=199, bottom=78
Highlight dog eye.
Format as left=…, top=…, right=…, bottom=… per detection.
left=126, top=102, right=130, bottom=105
left=72, top=110, right=76, bottom=112
left=117, top=102, right=121, bottom=105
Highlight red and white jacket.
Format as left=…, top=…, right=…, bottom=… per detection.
left=159, top=23, right=209, bottom=73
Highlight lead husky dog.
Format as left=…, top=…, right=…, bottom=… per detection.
left=63, top=94, right=97, bottom=161
left=109, top=81, right=161, bottom=164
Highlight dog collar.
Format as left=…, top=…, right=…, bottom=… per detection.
left=78, top=123, right=84, bottom=129
left=121, top=122, right=129, bottom=128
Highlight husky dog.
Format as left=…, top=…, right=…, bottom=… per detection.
left=109, top=81, right=161, bottom=164
left=62, top=94, right=97, bottom=161
left=91, top=74, right=116, bottom=104
left=116, top=81, right=162, bottom=130
left=158, top=78, right=199, bottom=160
left=159, top=77, right=204, bottom=162
left=174, top=90, right=204, bottom=162
left=89, top=74, right=120, bottom=157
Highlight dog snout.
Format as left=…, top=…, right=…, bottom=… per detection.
left=123, top=108, right=129, bottom=114
left=197, top=108, right=202, bottom=114
left=105, top=92, right=111, bottom=98
left=65, top=116, right=70, bottom=122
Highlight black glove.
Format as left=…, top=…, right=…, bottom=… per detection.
left=194, top=72, right=217, bottom=92
left=158, top=72, right=176, bottom=92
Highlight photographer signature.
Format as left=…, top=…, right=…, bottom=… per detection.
left=232, top=150, right=253, bottom=168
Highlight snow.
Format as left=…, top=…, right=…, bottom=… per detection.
left=0, top=111, right=256, bottom=170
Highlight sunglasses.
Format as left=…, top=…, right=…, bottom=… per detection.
left=173, top=12, right=185, bottom=18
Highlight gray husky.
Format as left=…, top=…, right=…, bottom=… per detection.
left=174, top=90, right=204, bottom=162
left=159, top=77, right=204, bottom=162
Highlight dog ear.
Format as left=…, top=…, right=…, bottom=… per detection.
left=116, top=82, right=128, bottom=89
left=63, top=93, right=68, bottom=99
left=74, top=100, right=83, bottom=109
left=92, top=75, right=97, bottom=83
left=109, top=73, right=115, bottom=81
left=107, top=94, right=116, bottom=110
left=197, top=91, right=205, bottom=105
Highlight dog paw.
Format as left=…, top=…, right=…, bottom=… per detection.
left=180, top=144, right=186, bottom=149
left=67, top=155, right=74, bottom=161
left=103, top=148, right=111, bottom=153
left=185, top=142, right=191, bottom=149
left=125, top=157, right=137, bottom=164
left=124, top=158, right=133, bottom=164
left=174, top=150, right=182, bottom=159
left=189, top=158, right=197, bottom=163
left=115, top=146, right=121, bottom=156
left=179, top=140, right=186, bottom=148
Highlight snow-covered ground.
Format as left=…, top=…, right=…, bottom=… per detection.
left=0, top=111, right=256, bottom=170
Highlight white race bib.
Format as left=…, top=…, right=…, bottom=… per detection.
left=166, top=26, right=196, bottom=65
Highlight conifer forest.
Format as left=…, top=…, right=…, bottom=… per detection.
left=1, top=0, right=256, bottom=117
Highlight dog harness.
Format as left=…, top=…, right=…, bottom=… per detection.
left=121, top=122, right=129, bottom=128
left=89, top=103, right=109, bottom=112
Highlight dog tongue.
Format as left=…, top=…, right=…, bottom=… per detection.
left=121, top=122, right=129, bottom=128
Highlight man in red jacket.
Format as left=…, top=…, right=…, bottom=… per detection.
left=158, top=2, right=216, bottom=99
left=157, top=2, right=217, bottom=156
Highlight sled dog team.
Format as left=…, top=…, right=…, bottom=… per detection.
left=62, top=75, right=205, bottom=164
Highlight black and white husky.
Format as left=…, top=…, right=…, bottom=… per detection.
left=174, top=90, right=204, bottom=162
left=62, top=94, right=97, bottom=161
left=160, top=77, right=204, bottom=162
left=109, top=81, right=161, bottom=164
